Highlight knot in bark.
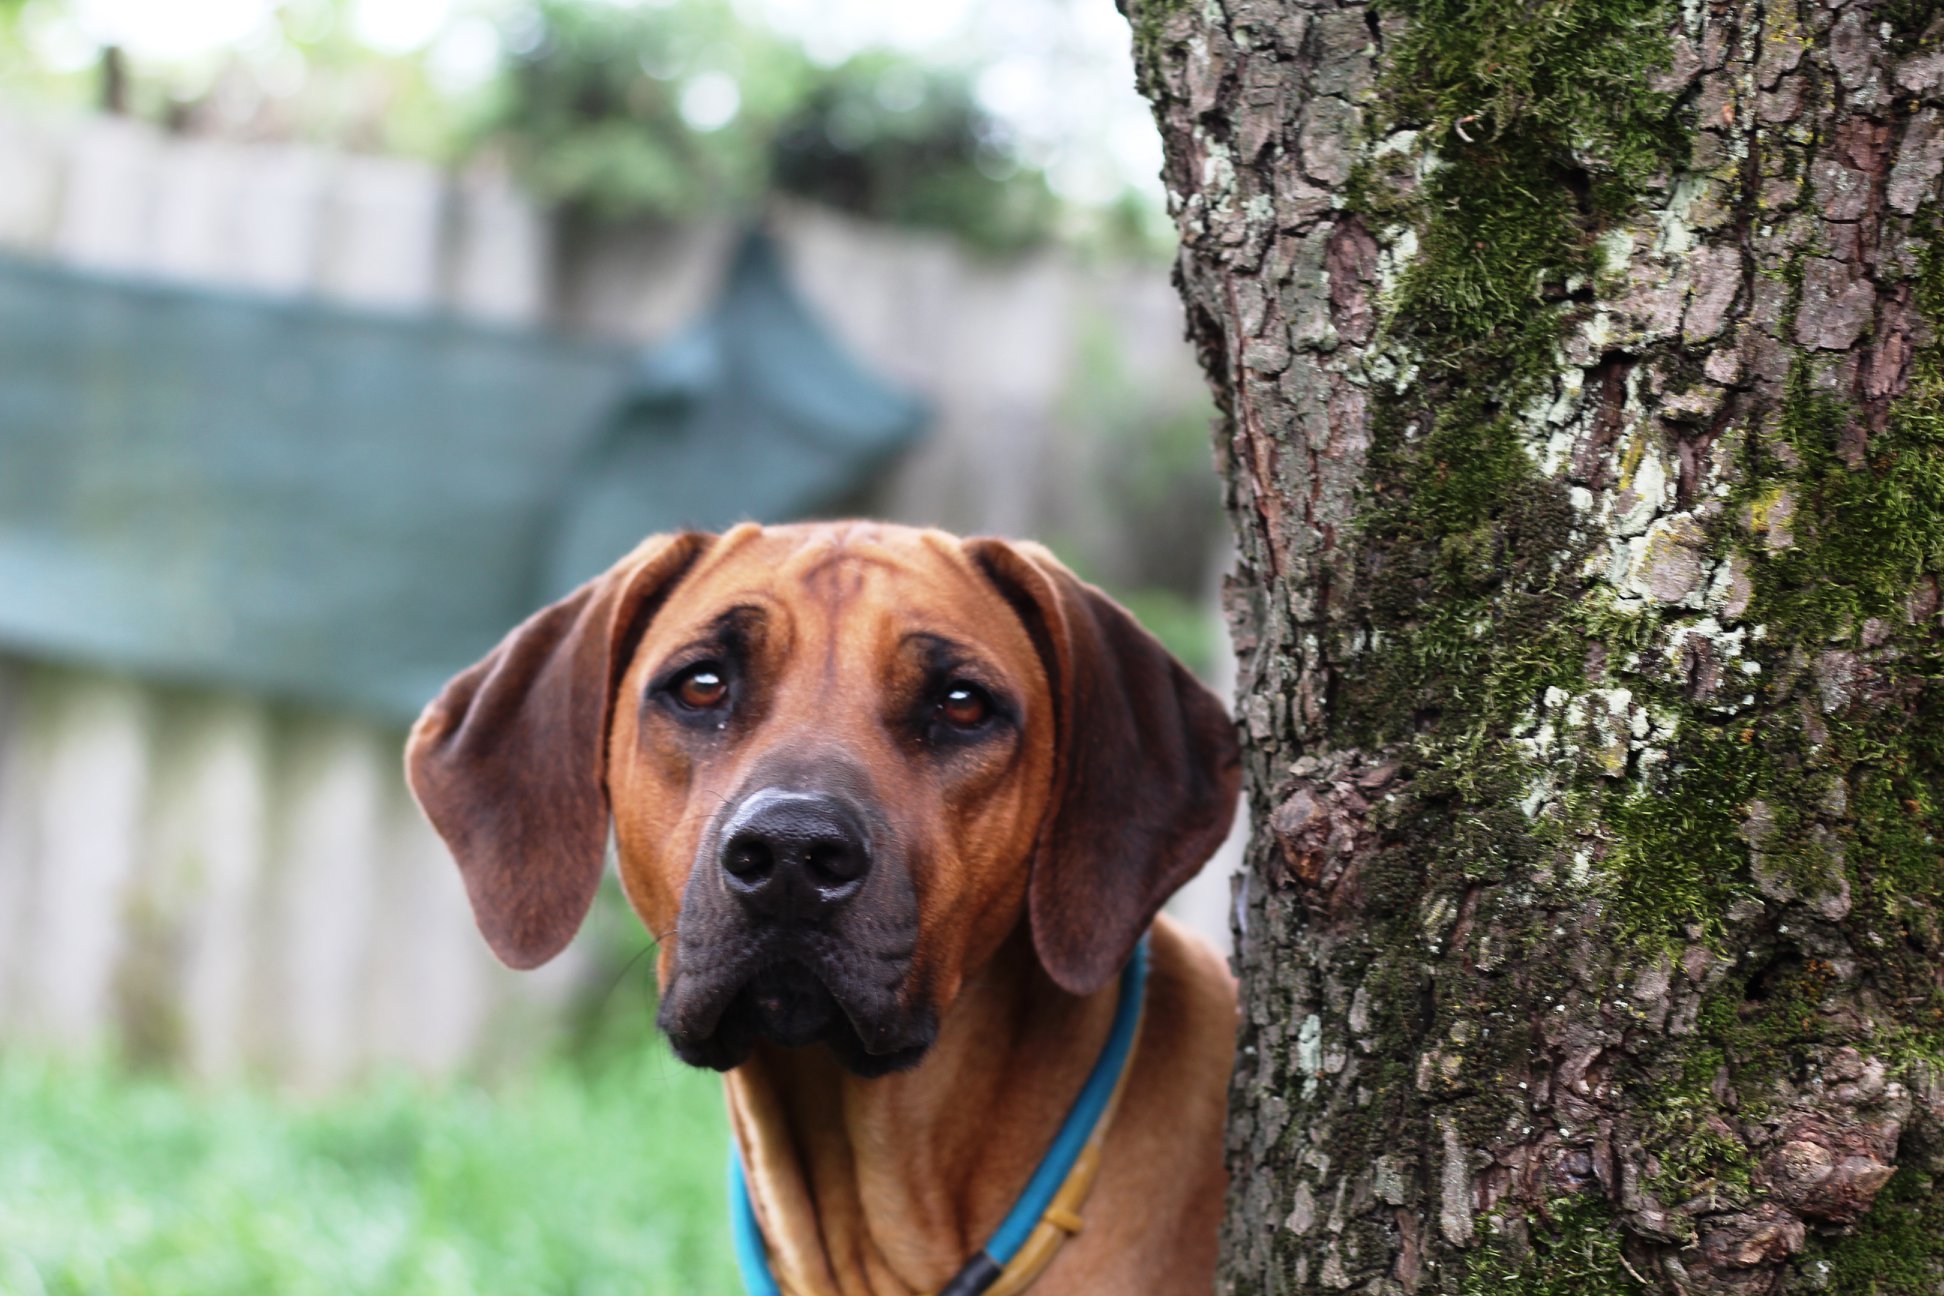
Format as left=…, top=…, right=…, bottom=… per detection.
left=1270, top=757, right=1396, bottom=908
left=1762, top=1138, right=1894, bottom=1224
left=1689, top=1203, right=1807, bottom=1292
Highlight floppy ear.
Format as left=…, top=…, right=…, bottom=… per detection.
left=405, top=532, right=712, bottom=969
left=966, top=539, right=1242, bottom=996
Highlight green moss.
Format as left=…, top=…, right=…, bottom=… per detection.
left=1836, top=699, right=1944, bottom=1044
left=1804, top=1166, right=1944, bottom=1293
left=1601, top=725, right=1766, bottom=944
left=1640, top=1048, right=1756, bottom=1213
left=1127, top=0, right=1191, bottom=91
left=1742, top=358, right=1944, bottom=640
left=1878, top=0, right=1944, bottom=55
left=1393, top=149, right=1591, bottom=373
left=1735, top=234, right=1944, bottom=635
left=1381, top=0, right=1682, bottom=199
left=1460, top=1196, right=1641, bottom=1295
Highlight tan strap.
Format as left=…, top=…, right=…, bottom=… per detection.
left=971, top=998, right=1147, bottom=1296
left=1042, top=1206, right=1084, bottom=1235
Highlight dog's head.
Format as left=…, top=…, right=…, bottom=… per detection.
left=407, top=523, right=1239, bottom=1075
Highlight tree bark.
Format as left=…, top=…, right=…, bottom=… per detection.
left=1129, top=0, right=1944, bottom=1292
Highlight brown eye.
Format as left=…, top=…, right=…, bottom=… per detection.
left=673, top=664, right=728, bottom=710
left=939, top=682, right=992, bottom=729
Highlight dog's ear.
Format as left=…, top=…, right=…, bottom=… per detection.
left=406, top=532, right=712, bottom=969
left=967, top=538, right=1241, bottom=995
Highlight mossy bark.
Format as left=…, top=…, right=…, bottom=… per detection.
left=1127, top=0, right=1944, bottom=1291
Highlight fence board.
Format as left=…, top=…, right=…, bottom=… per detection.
left=229, top=143, right=328, bottom=296
left=147, top=135, right=252, bottom=284
left=445, top=170, right=549, bottom=324
left=363, top=162, right=558, bottom=1074
left=251, top=148, right=445, bottom=1086
left=0, top=111, right=66, bottom=253
left=52, top=116, right=162, bottom=273
left=0, top=658, right=33, bottom=1022
left=265, top=716, right=385, bottom=1085
left=17, top=672, right=152, bottom=1047
left=367, top=784, right=493, bottom=1074
left=317, top=153, right=444, bottom=311
left=554, top=219, right=733, bottom=343
left=155, top=697, right=272, bottom=1077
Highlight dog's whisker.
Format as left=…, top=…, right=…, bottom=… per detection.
left=593, top=942, right=659, bottom=1014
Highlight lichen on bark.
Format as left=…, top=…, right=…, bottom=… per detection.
left=1128, top=0, right=1944, bottom=1291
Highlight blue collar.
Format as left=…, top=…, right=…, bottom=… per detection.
left=729, top=938, right=1151, bottom=1296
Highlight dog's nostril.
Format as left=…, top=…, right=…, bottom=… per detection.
left=804, top=840, right=866, bottom=887
left=722, top=834, right=774, bottom=884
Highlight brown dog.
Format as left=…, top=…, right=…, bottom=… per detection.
left=406, top=522, right=1241, bottom=1295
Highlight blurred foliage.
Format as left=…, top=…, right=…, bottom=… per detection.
left=481, top=0, right=1060, bottom=253
left=259, top=0, right=479, bottom=161
left=1041, top=305, right=1227, bottom=675
left=0, top=0, right=1171, bottom=257
left=2, top=878, right=729, bottom=1296
left=1115, top=585, right=1221, bottom=678
left=766, top=53, right=1059, bottom=254
left=0, top=2, right=84, bottom=108
left=0, top=0, right=472, bottom=158
left=478, top=0, right=787, bottom=222
left=0, top=1031, right=735, bottom=1295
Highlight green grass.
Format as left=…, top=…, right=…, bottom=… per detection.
left=0, top=1036, right=737, bottom=1296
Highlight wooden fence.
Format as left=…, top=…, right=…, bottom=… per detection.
left=0, top=105, right=1223, bottom=1085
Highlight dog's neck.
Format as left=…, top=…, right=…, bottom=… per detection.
left=723, top=924, right=1120, bottom=1296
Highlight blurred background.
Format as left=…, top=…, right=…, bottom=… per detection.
left=0, top=2, right=1234, bottom=1291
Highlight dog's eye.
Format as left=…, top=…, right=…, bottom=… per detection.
left=672, top=662, right=730, bottom=710
left=938, top=682, right=993, bottom=730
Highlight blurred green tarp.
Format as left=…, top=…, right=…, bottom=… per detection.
left=0, top=233, right=924, bottom=720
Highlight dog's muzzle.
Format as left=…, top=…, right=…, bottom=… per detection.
left=656, top=779, right=931, bottom=1076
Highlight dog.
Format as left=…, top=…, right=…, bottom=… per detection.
left=407, top=522, right=1242, bottom=1295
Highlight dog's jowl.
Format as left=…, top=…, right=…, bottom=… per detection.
left=407, top=522, right=1241, bottom=1296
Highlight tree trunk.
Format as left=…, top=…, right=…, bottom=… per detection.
left=1128, top=0, right=1944, bottom=1292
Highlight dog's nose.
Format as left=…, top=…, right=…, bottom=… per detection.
left=718, top=789, right=871, bottom=915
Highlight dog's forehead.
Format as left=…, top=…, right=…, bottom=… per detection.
left=655, top=523, right=1028, bottom=657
